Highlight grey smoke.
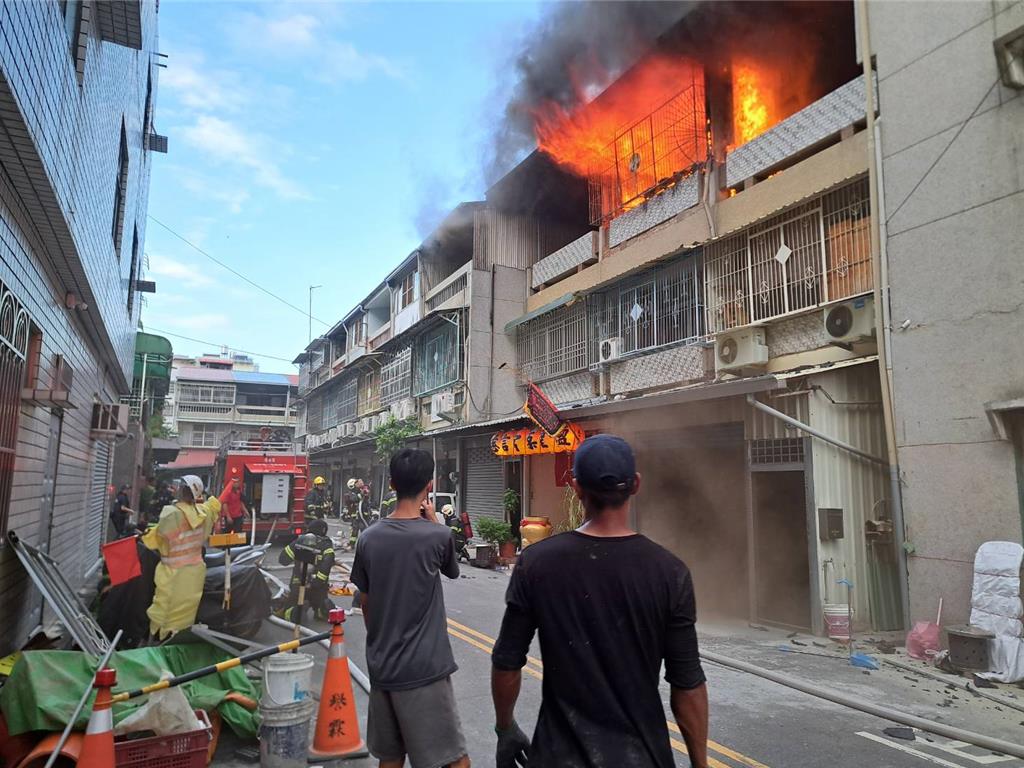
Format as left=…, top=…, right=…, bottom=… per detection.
left=486, top=1, right=693, bottom=183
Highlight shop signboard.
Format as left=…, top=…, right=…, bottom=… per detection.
left=491, top=422, right=584, bottom=457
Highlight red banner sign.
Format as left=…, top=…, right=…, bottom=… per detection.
left=524, top=382, right=563, bottom=436
left=491, top=422, right=584, bottom=457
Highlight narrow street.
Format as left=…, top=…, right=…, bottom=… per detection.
left=219, top=522, right=1024, bottom=768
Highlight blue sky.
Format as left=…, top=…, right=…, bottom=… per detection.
left=144, top=1, right=544, bottom=371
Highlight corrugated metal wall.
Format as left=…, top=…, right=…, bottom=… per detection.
left=462, top=437, right=505, bottom=530
left=473, top=209, right=581, bottom=271
left=83, top=440, right=112, bottom=571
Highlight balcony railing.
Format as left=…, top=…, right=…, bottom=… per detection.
left=425, top=262, right=472, bottom=313
left=175, top=402, right=297, bottom=426
left=368, top=323, right=392, bottom=352
left=532, top=231, right=599, bottom=289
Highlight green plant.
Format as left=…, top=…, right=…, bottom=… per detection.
left=554, top=484, right=585, bottom=534
left=477, top=517, right=513, bottom=546
left=502, top=488, right=520, bottom=516
left=373, top=415, right=422, bottom=462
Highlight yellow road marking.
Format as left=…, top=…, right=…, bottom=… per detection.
left=445, top=617, right=769, bottom=768
left=447, top=618, right=543, bottom=670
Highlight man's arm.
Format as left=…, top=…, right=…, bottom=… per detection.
left=671, top=683, right=708, bottom=768
left=491, top=667, right=522, bottom=731
left=440, top=530, right=460, bottom=579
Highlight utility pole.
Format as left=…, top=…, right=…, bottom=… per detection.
left=308, top=284, right=322, bottom=343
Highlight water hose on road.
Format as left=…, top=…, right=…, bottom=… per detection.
left=266, top=614, right=371, bottom=693
left=701, top=649, right=1024, bottom=760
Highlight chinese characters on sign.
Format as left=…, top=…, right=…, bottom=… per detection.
left=524, top=382, right=564, bottom=436
left=491, top=422, right=585, bottom=457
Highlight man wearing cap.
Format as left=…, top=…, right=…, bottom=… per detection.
left=490, top=434, right=709, bottom=768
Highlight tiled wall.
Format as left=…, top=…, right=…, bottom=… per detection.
left=0, top=0, right=158, bottom=655
left=541, top=372, right=594, bottom=406
left=608, top=174, right=700, bottom=248
left=766, top=312, right=830, bottom=358
left=610, top=344, right=706, bottom=394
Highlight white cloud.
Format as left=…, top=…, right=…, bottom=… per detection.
left=179, top=115, right=311, bottom=201
left=148, top=255, right=215, bottom=289
left=264, top=14, right=320, bottom=47
left=319, top=41, right=406, bottom=83
left=177, top=170, right=250, bottom=214
left=160, top=52, right=249, bottom=113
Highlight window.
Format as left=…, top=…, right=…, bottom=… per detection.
left=60, top=0, right=83, bottom=58
left=516, top=302, right=588, bottom=381
left=0, top=282, right=29, bottom=536
left=143, top=69, right=153, bottom=136
left=415, top=319, right=460, bottom=396
left=358, top=367, right=380, bottom=415
left=380, top=345, right=412, bottom=405
left=112, top=121, right=129, bottom=257
left=176, top=383, right=234, bottom=404
left=349, top=320, right=366, bottom=349
left=188, top=423, right=220, bottom=448
left=399, top=271, right=417, bottom=309
left=127, top=227, right=139, bottom=314
left=306, top=395, right=323, bottom=434
left=338, top=377, right=358, bottom=422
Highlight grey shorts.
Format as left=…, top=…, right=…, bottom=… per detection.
left=367, top=676, right=467, bottom=768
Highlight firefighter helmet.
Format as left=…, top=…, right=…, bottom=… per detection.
left=347, top=478, right=357, bottom=489
left=308, top=518, right=328, bottom=536
left=181, top=475, right=204, bottom=501
left=313, top=476, right=326, bottom=486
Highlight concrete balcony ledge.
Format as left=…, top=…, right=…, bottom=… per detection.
left=532, top=231, right=599, bottom=290
left=425, top=262, right=472, bottom=313
left=608, top=174, right=701, bottom=249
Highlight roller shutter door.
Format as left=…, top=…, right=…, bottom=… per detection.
left=83, top=440, right=111, bottom=567
left=463, top=438, right=504, bottom=531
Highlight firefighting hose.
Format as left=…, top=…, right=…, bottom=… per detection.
left=109, top=630, right=332, bottom=703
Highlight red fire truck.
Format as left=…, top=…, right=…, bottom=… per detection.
left=211, top=435, right=309, bottom=542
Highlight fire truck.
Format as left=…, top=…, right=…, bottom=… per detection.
left=211, top=431, right=309, bottom=542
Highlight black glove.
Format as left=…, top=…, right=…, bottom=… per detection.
left=496, top=721, right=530, bottom=768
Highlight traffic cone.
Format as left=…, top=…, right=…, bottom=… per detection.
left=308, top=609, right=368, bottom=761
left=77, top=667, right=117, bottom=767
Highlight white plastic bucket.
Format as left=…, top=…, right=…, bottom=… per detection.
left=263, top=652, right=315, bottom=706
left=259, top=698, right=315, bottom=768
left=824, top=603, right=851, bottom=642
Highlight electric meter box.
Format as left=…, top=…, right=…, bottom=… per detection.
left=818, top=508, right=844, bottom=541
left=261, top=474, right=290, bottom=516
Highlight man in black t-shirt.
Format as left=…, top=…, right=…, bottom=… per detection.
left=491, top=434, right=709, bottom=768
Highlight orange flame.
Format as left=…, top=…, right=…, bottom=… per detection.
left=732, top=61, right=773, bottom=145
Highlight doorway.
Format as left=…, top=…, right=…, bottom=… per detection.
left=504, top=459, right=523, bottom=543
left=752, top=470, right=812, bottom=629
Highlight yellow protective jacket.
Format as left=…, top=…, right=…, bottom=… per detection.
left=143, top=497, right=220, bottom=639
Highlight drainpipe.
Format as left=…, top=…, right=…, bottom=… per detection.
left=858, top=0, right=911, bottom=629
left=746, top=395, right=886, bottom=466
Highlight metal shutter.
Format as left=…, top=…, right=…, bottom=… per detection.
left=463, top=439, right=504, bottom=531
left=83, top=440, right=111, bottom=566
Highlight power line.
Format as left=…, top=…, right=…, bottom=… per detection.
left=145, top=326, right=297, bottom=364
left=147, top=215, right=331, bottom=328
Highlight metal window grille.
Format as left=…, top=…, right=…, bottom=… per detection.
left=0, top=283, right=29, bottom=536
left=189, top=423, right=221, bottom=448
left=338, top=377, right=358, bottom=422
left=516, top=301, right=588, bottom=382
left=425, top=272, right=468, bottom=312
left=358, top=367, right=381, bottom=415
left=380, top=345, right=412, bottom=406
left=750, top=438, right=805, bottom=465
left=589, top=254, right=704, bottom=356
left=176, top=383, right=234, bottom=404
left=705, top=177, right=871, bottom=334
left=589, top=65, right=707, bottom=225
left=322, top=386, right=339, bottom=429
left=306, top=396, right=323, bottom=434
left=415, top=318, right=460, bottom=396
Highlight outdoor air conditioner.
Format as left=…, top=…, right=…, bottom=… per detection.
left=598, top=337, right=623, bottom=364
left=430, top=391, right=456, bottom=423
left=714, top=328, right=769, bottom=375
left=341, top=422, right=355, bottom=438
left=824, top=296, right=876, bottom=344
left=360, top=416, right=373, bottom=434
left=391, top=397, right=416, bottom=421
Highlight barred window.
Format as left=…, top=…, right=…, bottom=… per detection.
left=358, top=367, right=380, bottom=415
left=338, top=377, right=358, bottom=422
left=705, top=177, right=871, bottom=334
left=415, top=319, right=460, bottom=396
left=516, top=301, right=588, bottom=381
left=177, top=383, right=235, bottom=404
left=0, top=283, right=29, bottom=537
left=381, top=345, right=412, bottom=405
left=306, top=395, right=323, bottom=434
left=188, top=423, right=221, bottom=448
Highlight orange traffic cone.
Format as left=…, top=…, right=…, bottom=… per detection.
left=309, top=609, right=368, bottom=761
left=77, top=667, right=117, bottom=767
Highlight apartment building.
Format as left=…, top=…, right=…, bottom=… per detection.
left=163, top=354, right=298, bottom=488
left=0, top=0, right=163, bottom=654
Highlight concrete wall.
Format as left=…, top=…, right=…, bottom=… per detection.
left=871, top=0, right=1024, bottom=624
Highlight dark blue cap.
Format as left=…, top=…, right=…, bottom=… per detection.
left=572, top=434, right=636, bottom=492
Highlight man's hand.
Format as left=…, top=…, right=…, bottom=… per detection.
left=420, top=499, right=437, bottom=523
left=495, top=721, right=530, bottom=768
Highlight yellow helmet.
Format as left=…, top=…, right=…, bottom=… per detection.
left=313, top=476, right=326, bottom=485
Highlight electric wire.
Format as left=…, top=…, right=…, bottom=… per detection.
left=145, top=326, right=297, bottom=364
left=147, top=215, right=331, bottom=327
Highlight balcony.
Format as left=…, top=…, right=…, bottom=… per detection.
left=531, top=231, right=599, bottom=290
left=368, top=322, right=392, bottom=352
left=175, top=402, right=297, bottom=426
left=93, top=0, right=143, bottom=49
left=424, top=262, right=472, bottom=313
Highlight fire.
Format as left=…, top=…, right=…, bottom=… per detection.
left=533, top=55, right=706, bottom=221
left=732, top=61, right=772, bottom=145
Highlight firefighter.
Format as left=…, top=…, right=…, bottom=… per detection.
left=278, top=518, right=336, bottom=622
left=304, top=476, right=331, bottom=520
left=344, top=478, right=371, bottom=550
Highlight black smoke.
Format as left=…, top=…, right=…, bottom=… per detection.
left=486, top=1, right=693, bottom=183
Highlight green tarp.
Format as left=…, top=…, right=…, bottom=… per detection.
left=0, top=644, right=260, bottom=738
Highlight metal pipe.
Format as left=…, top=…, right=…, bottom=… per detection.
left=745, top=395, right=887, bottom=465
left=265, top=614, right=371, bottom=693
left=44, top=630, right=123, bottom=768
left=858, top=0, right=911, bottom=630
left=702, top=649, right=1024, bottom=759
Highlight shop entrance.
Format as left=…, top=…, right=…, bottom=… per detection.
left=752, top=470, right=812, bottom=630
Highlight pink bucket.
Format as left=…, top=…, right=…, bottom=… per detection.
left=824, top=603, right=850, bottom=642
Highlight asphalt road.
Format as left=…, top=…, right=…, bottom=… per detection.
left=215, top=527, right=1024, bottom=767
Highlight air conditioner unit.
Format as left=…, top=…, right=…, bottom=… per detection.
left=714, top=328, right=769, bottom=375
left=361, top=416, right=373, bottom=433
left=598, top=337, right=623, bottom=364
left=90, top=402, right=129, bottom=436
left=824, top=296, right=876, bottom=344
left=430, top=391, right=456, bottom=423
left=391, top=397, right=416, bottom=421
left=341, top=422, right=355, bottom=438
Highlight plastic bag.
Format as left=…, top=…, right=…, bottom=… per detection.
left=113, top=673, right=203, bottom=737
left=906, top=620, right=941, bottom=660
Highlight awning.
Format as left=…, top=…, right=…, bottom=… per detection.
left=245, top=462, right=303, bottom=475
left=161, top=449, right=217, bottom=471
left=503, top=293, right=577, bottom=333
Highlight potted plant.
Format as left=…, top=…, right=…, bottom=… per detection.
left=477, top=518, right=515, bottom=565
left=502, top=489, right=521, bottom=557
